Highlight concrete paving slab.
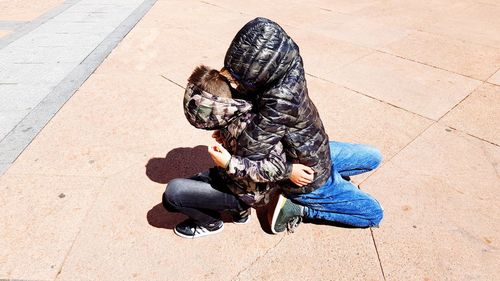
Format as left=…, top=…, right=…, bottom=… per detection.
left=323, top=52, right=481, bottom=120
left=54, top=167, right=282, bottom=281
left=0, top=174, right=105, bottom=280
left=351, top=0, right=472, bottom=30
left=0, top=0, right=64, bottom=21
left=487, top=69, right=500, bottom=86
left=5, top=74, right=184, bottom=177
left=361, top=123, right=500, bottom=280
left=0, top=30, right=11, bottom=38
left=307, top=76, right=433, bottom=183
left=287, top=27, right=373, bottom=78
left=422, top=2, right=500, bottom=48
left=0, top=0, right=159, bottom=176
left=0, top=84, right=54, bottom=112
left=236, top=227, right=383, bottom=281
left=440, top=83, right=500, bottom=145
left=382, top=31, right=500, bottom=81
left=311, top=16, right=411, bottom=50
left=0, top=109, right=31, bottom=141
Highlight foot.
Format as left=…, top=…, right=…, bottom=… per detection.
left=270, top=194, right=303, bottom=234
left=174, top=219, right=224, bottom=239
left=232, top=209, right=251, bottom=225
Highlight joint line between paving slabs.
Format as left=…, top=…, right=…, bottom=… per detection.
left=0, top=0, right=159, bottom=177
left=376, top=50, right=486, bottom=82
left=54, top=179, right=109, bottom=280
left=437, top=81, right=484, bottom=124
left=232, top=235, right=286, bottom=280
left=305, top=72, right=435, bottom=122
left=160, top=75, right=185, bottom=89
left=370, top=228, right=386, bottom=281
left=358, top=120, right=435, bottom=186
left=0, top=0, right=83, bottom=49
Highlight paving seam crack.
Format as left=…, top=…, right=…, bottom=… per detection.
left=231, top=235, right=286, bottom=280
left=370, top=228, right=386, bottom=281
left=160, top=74, right=185, bottom=89
left=358, top=120, right=435, bottom=186
left=375, top=49, right=488, bottom=82
left=53, top=178, right=108, bottom=280
left=305, top=72, right=435, bottom=122
left=437, top=81, right=485, bottom=124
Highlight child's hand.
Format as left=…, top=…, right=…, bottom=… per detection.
left=208, top=144, right=231, bottom=168
left=212, top=130, right=224, bottom=144
left=290, top=164, right=315, bottom=187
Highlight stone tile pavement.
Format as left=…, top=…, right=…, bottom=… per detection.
left=0, top=0, right=499, bottom=280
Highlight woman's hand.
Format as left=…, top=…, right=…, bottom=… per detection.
left=208, top=144, right=231, bottom=168
left=212, top=130, right=224, bottom=144
left=290, top=164, right=315, bottom=187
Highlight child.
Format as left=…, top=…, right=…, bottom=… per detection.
left=210, top=17, right=384, bottom=233
left=163, top=65, right=312, bottom=238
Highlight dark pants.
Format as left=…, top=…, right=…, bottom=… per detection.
left=162, top=171, right=248, bottom=226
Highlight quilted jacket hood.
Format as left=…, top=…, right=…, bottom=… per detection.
left=224, top=17, right=299, bottom=90
left=183, top=83, right=253, bottom=130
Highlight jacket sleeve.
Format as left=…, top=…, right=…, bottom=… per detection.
left=227, top=142, right=292, bottom=182
left=229, top=87, right=297, bottom=182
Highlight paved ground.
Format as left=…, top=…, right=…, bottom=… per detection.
left=1, top=0, right=499, bottom=280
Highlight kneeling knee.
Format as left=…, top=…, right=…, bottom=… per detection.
left=368, top=147, right=383, bottom=170
left=163, top=178, right=186, bottom=207
left=367, top=201, right=384, bottom=227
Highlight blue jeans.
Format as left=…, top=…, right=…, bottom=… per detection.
left=287, top=141, right=384, bottom=227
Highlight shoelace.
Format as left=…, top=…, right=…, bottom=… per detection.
left=286, top=216, right=302, bottom=233
left=190, top=225, right=207, bottom=237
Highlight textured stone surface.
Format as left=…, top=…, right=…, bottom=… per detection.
left=55, top=167, right=282, bottom=281
left=324, top=52, right=481, bottom=120
left=441, top=83, right=500, bottom=145
left=236, top=226, right=383, bottom=281
left=2, top=0, right=500, bottom=280
left=0, top=30, right=11, bottom=38
left=0, top=0, right=63, bottom=21
left=488, top=70, right=500, bottom=86
left=0, top=175, right=104, bottom=280
left=362, top=123, right=500, bottom=280
left=382, top=31, right=500, bottom=80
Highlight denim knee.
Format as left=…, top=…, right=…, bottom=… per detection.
left=366, top=199, right=384, bottom=227
left=366, top=146, right=383, bottom=171
left=162, top=190, right=178, bottom=212
left=163, top=178, right=186, bottom=208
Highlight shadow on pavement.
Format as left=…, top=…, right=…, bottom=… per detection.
left=147, top=203, right=187, bottom=229
left=145, top=145, right=213, bottom=184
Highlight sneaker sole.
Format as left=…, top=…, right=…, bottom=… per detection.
left=270, top=194, right=287, bottom=234
left=233, top=215, right=251, bottom=225
left=174, top=223, right=224, bottom=239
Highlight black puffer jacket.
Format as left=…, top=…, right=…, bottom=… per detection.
left=224, top=17, right=332, bottom=194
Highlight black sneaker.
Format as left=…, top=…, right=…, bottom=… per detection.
left=174, top=219, right=224, bottom=239
left=270, top=194, right=303, bottom=234
left=232, top=209, right=251, bottom=225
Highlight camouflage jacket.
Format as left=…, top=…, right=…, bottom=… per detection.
left=224, top=17, right=333, bottom=194
left=184, top=83, right=290, bottom=206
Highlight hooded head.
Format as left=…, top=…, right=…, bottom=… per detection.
left=224, top=17, right=299, bottom=91
left=183, top=66, right=253, bottom=130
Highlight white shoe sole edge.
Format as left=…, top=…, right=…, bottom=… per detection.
left=270, top=194, right=287, bottom=234
left=174, top=223, right=224, bottom=239
left=233, top=215, right=251, bottom=225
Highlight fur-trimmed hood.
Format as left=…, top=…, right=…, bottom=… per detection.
left=183, top=83, right=252, bottom=130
